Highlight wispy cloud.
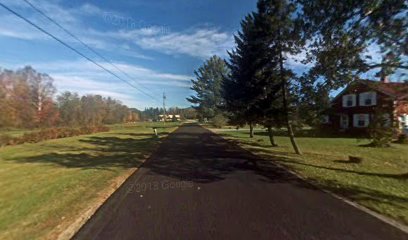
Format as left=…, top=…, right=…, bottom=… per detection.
left=116, top=27, right=234, bottom=59
left=23, top=59, right=192, bottom=83
left=0, top=1, right=151, bottom=60
left=0, top=1, right=234, bottom=59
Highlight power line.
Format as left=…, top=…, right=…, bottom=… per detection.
left=21, top=0, right=156, bottom=98
left=0, top=1, right=159, bottom=102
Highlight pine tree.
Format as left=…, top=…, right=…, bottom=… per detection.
left=252, top=0, right=304, bottom=154
left=223, top=14, right=265, bottom=138
left=187, top=56, right=229, bottom=122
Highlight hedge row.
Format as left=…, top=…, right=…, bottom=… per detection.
left=0, top=126, right=110, bottom=147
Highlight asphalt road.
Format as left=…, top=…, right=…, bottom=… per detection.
left=74, top=124, right=408, bottom=240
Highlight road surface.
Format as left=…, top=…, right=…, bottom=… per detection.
left=74, top=124, right=407, bottom=240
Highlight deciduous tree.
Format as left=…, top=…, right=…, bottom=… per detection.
left=299, top=0, right=407, bottom=87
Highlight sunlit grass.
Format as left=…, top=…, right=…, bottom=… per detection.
left=0, top=122, right=179, bottom=240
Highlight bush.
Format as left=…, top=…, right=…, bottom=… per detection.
left=396, top=134, right=408, bottom=144
left=368, top=110, right=393, bottom=147
left=1, top=126, right=110, bottom=147
left=0, top=134, right=14, bottom=147
left=212, top=114, right=228, bottom=128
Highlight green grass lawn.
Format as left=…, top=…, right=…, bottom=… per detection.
left=217, top=129, right=408, bottom=225
left=0, top=122, right=179, bottom=240
left=0, top=128, right=35, bottom=137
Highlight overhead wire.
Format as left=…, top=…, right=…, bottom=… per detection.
left=0, top=1, right=160, bottom=103
left=21, top=0, right=157, bottom=98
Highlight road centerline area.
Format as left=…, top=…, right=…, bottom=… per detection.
left=74, top=124, right=408, bottom=240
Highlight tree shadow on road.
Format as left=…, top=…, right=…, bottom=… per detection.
left=142, top=128, right=313, bottom=189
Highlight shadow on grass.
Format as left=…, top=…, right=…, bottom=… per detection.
left=313, top=179, right=408, bottom=222
left=280, top=159, right=408, bottom=180
left=228, top=137, right=408, bottom=181
left=10, top=136, right=160, bottom=170
left=253, top=129, right=360, bottom=139
left=333, top=159, right=361, bottom=164
left=116, top=132, right=171, bottom=137
left=223, top=135, right=408, bottom=223
left=240, top=140, right=408, bottom=181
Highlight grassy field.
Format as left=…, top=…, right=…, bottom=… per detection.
left=217, top=129, right=408, bottom=225
left=0, top=128, right=34, bottom=137
left=0, top=122, right=179, bottom=240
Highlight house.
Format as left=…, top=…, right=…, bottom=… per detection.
left=158, top=114, right=181, bottom=122
left=323, top=78, right=408, bottom=135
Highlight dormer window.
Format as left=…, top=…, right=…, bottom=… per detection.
left=342, top=94, right=356, bottom=107
left=359, top=92, right=377, bottom=106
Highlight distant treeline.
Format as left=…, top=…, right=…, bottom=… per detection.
left=0, top=66, right=197, bottom=129
left=0, top=66, right=139, bottom=129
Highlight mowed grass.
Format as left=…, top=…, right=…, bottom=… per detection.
left=0, top=122, right=179, bottom=240
left=0, top=128, right=34, bottom=137
left=218, top=129, right=408, bottom=225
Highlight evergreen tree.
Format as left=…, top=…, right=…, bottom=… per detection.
left=253, top=0, right=304, bottom=154
left=187, top=56, right=229, bottom=122
left=223, top=14, right=264, bottom=138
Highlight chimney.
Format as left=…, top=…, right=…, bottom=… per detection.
left=380, top=73, right=389, bottom=83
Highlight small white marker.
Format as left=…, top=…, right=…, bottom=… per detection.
left=140, top=194, right=143, bottom=198
left=197, top=187, right=201, bottom=190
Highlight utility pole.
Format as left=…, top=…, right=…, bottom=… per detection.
left=163, top=91, right=167, bottom=125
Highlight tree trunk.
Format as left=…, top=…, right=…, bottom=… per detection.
left=278, top=34, right=302, bottom=155
left=249, top=123, right=254, bottom=138
left=267, top=126, right=278, bottom=147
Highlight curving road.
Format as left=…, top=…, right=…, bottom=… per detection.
left=73, top=124, right=408, bottom=240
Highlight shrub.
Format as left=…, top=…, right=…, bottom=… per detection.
left=1, top=126, right=110, bottom=147
left=396, top=134, right=408, bottom=144
left=0, top=134, right=14, bottom=147
left=368, top=109, right=393, bottom=147
left=212, top=114, right=228, bottom=128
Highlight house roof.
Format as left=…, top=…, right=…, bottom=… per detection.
left=359, top=80, right=408, bottom=99
left=332, top=79, right=408, bottom=102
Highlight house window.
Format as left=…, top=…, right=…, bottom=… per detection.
left=342, top=94, right=356, bottom=107
left=340, top=114, right=349, bottom=129
left=353, top=114, right=370, bottom=128
left=359, top=92, right=377, bottom=106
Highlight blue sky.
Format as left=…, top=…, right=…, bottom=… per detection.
left=0, top=0, right=258, bottom=109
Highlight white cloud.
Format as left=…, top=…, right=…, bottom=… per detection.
left=0, top=14, right=48, bottom=40
left=0, top=1, right=151, bottom=60
left=0, top=1, right=234, bottom=59
left=117, top=27, right=234, bottom=59
left=25, top=59, right=191, bottom=82
left=78, top=4, right=106, bottom=17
